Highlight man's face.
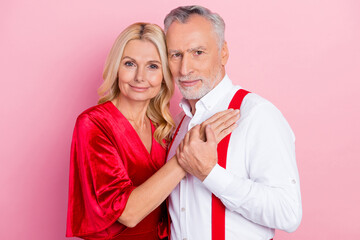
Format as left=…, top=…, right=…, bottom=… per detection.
left=166, top=15, right=228, bottom=100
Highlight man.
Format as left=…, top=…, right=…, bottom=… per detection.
left=164, top=5, right=302, bottom=240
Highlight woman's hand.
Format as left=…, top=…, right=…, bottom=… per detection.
left=198, top=108, right=240, bottom=143
left=176, top=109, right=240, bottom=181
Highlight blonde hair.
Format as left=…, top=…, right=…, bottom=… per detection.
left=98, top=23, right=175, bottom=145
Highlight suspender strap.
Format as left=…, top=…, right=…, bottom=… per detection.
left=166, top=114, right=186, bottom=160
left=212, top=89, right=250, bottom=240
left=166, top=114, right=186, bottom=240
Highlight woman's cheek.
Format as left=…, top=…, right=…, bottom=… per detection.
left=149, top=71, right=163, bottom=87
left=118, top=67, right=135, bottom=83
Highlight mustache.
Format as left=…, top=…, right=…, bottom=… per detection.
left=175, top=75, right=203, bottom=82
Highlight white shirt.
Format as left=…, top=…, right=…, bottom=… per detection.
left=167, top=75, right=302, bottom=240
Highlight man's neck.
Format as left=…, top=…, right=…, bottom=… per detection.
left=188, top=99, right=199, bottom=115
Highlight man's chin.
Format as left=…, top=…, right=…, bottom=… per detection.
left=179, top=88, right=196, bottom=100
left=179, top=87, right=210, bottom=100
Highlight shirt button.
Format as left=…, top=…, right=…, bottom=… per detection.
left=181, top=207, right=186, bottom=212
left=291, top=179, right=296, bottom=184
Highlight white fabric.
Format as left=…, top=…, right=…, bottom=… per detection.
left=167, top=75, right=302, bottom=240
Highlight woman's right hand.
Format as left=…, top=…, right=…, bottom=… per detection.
left=198, top=108, right=240, bottom=144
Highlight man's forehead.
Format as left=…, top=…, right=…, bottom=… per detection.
left=166, top=14, right=213, bottom=33
left=166, top=16, right=216, bottom=51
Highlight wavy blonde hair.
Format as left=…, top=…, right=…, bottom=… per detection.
left=98, top=23, right=175, bottom=145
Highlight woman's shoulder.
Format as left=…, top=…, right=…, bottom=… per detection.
left=74, top=101, right=116, bottom=131
left=77, top=101, right=112, bottom=121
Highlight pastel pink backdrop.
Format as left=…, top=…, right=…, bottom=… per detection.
left=1, top=0, right=359, bottom=239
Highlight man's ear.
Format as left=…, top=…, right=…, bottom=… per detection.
left=221, top=41, right=229, bottom=66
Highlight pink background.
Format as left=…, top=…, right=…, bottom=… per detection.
left=1, top=0, right=359, bottom=239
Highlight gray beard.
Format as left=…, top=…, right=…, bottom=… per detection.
left=177, top=69, right=222, bottom=100
left=178, top=83, right=213, bottom=99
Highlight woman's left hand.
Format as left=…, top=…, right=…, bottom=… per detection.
left=198, top=108, right=240, bottom=144
left=176, top=109, right=240, bottom=181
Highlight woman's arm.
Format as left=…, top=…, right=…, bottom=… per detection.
left=118, top=109, right=240, bottom=227
left=118, top=156, right=184, bottom=227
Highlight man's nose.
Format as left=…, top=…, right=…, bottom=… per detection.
left=180, top=54, right=193, bottom=76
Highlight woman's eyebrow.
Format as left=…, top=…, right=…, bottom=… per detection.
left=121, top=56, right=135, bottom=61
left=148, top=60, right=161, bottom=64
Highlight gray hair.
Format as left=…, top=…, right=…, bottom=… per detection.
left=164, top=5, right=225, bottom=48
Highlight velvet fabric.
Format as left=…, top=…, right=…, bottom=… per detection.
left=66, top=101, right=168, bottom=239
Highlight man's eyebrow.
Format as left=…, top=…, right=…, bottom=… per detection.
left=187, top=46, right=207, bottom=52
left=168, top=49, right=181, bottom=54
left=168, top=46, right=207, bottom=54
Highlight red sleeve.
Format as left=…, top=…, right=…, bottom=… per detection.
left=66, top=114, right=136, bottom=237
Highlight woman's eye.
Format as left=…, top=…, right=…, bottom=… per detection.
left=149, top=64, right=159, bottom=69
left=124, top=61, right=134, bottom=67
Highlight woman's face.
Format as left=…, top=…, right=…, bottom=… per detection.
left=117, top=39, right=163, bottom=103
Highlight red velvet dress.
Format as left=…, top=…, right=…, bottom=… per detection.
left=66, top=101, right=168, bottom=240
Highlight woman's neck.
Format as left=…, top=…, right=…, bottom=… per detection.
left=112, top=95, right=150, bottom=128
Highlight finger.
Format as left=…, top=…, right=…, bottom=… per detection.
left=224, top=122, right=238, bottom=135
left=211, top=109, right=239, bottom=131
left=219, top=109, right=240, bottom=130
left=176, top=145, right=183, bottom=165
left=188, top=124, right=201, bottom=141
left=179, top=138, right=184, bottom=151
left=216, top=123, right=238, bottom=144
left=176, top=145, right=180, bottom=159
left=183, top=130, right=191, bottom=146
left=200, top=109, right=234, bottom=133
left=199, top=127, right=206, bottom=142
left=205, top=124, right=216, bottom=143
left=204, top=109, right=234, bottom=126
left=210, top=110, right=239, bottom=137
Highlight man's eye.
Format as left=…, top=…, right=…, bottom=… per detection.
left=124, top=61, right=134, bottom=67
left=172, top=53, right=181, bottom=58
left=195, top=50, right=204, bottom=56
left=149, top=64, right=159, bottom=69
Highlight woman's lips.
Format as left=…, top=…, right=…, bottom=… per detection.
left=180, top=79, right=201, bottom=87
left=129, top=85, right=149, bottom=92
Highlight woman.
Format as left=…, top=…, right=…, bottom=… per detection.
left=66, top=23, right=239, bottom=240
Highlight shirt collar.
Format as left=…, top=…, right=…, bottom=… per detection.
left=179, top=74, right=233, bottom=117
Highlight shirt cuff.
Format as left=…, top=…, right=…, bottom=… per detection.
left=202, top=164, right=234, bottom=197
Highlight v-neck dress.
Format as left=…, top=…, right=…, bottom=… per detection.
left=66, top=101, right=168, bottom=240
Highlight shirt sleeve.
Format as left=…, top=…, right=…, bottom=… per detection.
left=202, top=102, right=302, bottom=232
left=67, top=114, right=136, bottom=237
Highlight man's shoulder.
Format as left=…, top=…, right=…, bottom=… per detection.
left=231, top=88, right=285, bottom=122
left=244, top=91, right=271, bottom=107
left=237, top=90, right=293, bottom=135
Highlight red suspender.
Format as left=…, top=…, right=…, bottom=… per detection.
left=166, top=114, right=186, bottom=160
left=212, top=89, right=250, bottom=240
left=166, top=114, right=186, bottom=240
